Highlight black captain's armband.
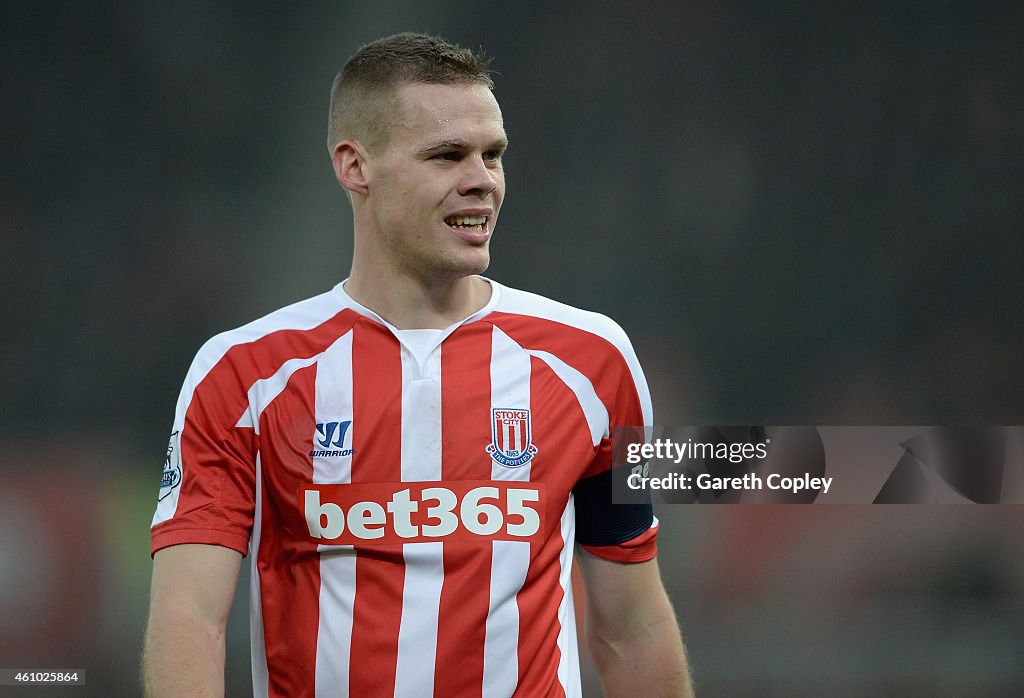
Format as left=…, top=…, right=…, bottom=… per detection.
left=573, top=462, right=654, bottom=547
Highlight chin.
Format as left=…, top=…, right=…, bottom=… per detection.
left=454, top=247, right=491, bottom=274
left=434, top=253, right=490, bottom=282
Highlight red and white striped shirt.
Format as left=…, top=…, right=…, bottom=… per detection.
left=152, top=278, right=656, bottom=698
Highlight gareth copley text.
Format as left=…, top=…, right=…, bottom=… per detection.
left=628, top=471, right=833, bottom=495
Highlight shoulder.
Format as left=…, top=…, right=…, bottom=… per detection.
left=487, top=280, right=635, bottom=355
left=186, top=284, right=354, bottom=383
left=486, top=279, right=653, bottom=432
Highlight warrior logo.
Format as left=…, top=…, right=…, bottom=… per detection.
left=486, top=408, right=538, bottom=468
left=311, top=420, right=355, bottom=458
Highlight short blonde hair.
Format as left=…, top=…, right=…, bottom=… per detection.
left=327, top=32, right=494, bottom=153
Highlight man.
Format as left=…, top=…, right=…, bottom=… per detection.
left=143, top=33, right=691, bottom=697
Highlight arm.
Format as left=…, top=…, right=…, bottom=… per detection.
left=142, top=544, right=243, bottom=697
left=577, top=550, right=693, bottom=697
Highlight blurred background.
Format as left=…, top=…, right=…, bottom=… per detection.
left=2, top=1, right=1022, bottom=695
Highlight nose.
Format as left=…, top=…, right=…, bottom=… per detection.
left=458, top=155, right=499, bottom=198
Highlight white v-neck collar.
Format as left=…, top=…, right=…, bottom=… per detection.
left=333, top=276, right=501, bottom=338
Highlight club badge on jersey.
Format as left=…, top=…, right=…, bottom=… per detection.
left=486, top=408, right=539, bottom=468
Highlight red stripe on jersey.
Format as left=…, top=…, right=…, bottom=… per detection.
left=514, top=531, right=568, bottom=698
left=348, top=319, right=405, bottom=696
left=435, top=323, right=494, bottom=696
left=514, top=356, right=572, bottom=697
left=256, top=362, right=320, bottom=698
left=152, top=308, right=362, bottom=555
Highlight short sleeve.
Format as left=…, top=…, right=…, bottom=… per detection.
left=573, top=325, right=657, bottom=563
left=150, top=341, right=258, bottom=557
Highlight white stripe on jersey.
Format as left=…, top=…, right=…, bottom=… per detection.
left=314, top=332, right=357, bottom=698
left=482, top=325, right=534, bottom=696
left=488, top=325, right=533, bottom=483
left=557, top=494, right=581, bottom=696
left=316, top=557, right=357, bottom=697
left=312, top=332, right=355, bottom=484
left=484, top=541, right=531, bottom=697
left=393, top=338, right=444, bottom=697
left=250, top=452, right=270, bottom=698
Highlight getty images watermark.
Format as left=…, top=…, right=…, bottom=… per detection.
left=625, top=437, right=832, bottom=496
left=610, top=426, right=1024, bottom=504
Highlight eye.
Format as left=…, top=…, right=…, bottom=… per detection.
left=433, top=151, right=462, bottom=161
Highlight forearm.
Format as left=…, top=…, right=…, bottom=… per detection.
left=588, top=607, right=692, bottom=697
left=142, top=608, right=227, bottom=697
left=579, top=553, right=694, bottom=697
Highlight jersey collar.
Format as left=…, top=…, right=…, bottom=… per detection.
left=333, top=276, right=502, bottom=335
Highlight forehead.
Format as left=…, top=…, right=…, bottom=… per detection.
left=389, top=82, right=505, bottom=148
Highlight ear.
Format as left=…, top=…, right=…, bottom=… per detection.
left=331, top=140, right=370, bottom=196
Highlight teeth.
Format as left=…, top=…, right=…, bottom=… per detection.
left=446, top=215, right=486, bottom=227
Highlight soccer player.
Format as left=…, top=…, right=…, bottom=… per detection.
left=143, top=33, right=692, bottom=697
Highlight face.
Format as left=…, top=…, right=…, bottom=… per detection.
left=360, top=82, right=507, bottom=283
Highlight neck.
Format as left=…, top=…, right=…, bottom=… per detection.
left=344, top=271, right=492, bottom=329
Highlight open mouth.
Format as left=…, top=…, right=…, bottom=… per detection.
left=444, top=214, right=488, bottom=234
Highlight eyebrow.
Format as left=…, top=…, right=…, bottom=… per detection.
left=417, top=138, right=509, bottom=157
